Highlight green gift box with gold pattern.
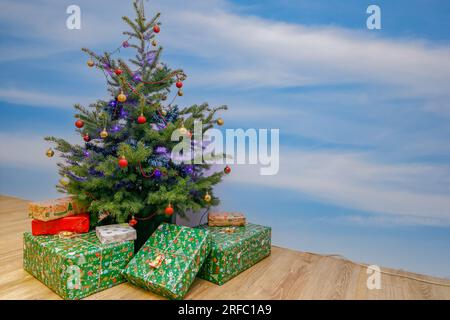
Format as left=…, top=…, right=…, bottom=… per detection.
left=197, top=223, right=271, bottom=285
left=23, top=231, right=134, bottom=300
left=121, top=223, right=210, bottom=300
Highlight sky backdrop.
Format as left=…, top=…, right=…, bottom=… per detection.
left=1, top=0, right=450, bottom=278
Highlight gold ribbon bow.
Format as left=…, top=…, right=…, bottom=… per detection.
left=147, top=228, right=185, bottom=269
left=220, top=227, right=236, bottom=234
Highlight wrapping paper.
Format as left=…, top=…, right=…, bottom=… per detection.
left=208, top=212, right=246, bottom=227
left=28, top=197, right=88, bottom=222
left=122, top=223, right=210, bottom=300
left=197, top=223, right=271, bottom=285
left=31, top=213, right=90, bottom=236
left=23, top=231, right=134, bottom=300
left=96, top=224, right=137, bottom=244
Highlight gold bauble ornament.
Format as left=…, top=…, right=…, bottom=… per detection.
left=100, top=128, right=108, bottom=139
left=152, top=40, right=158, bottom=47
left=59, top=177, right=69, bottom=187
left=46, top=148, right=55, bottom=158
left=87, top=60, right=95, bottom=67
left=161, top=109, right=167, bottom=116
left=216, top=118, right=224, bottom=126
left=177, top=89, right=183, bottom=97
left=117, top=92, right=127, bottom=103
left=179, top=126, right=188, bottom=135
left=204, top=193, right=212, bottom=202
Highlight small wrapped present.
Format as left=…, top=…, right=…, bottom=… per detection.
left=28, top=197, right=88, bottom=222
left=96, top=224, right=137, bottom=244
left=122, top=223, right=210, bottom=300
left=197, top=223, right=271, bottom=285
left=23, top=231, right=134, bottom=300
left=208, top=212, right=246, bottom=227
left=32, top=213, right=90, bottom=236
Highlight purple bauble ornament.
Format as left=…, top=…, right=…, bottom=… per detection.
left=153, top=169, right=162, bottom=178
left=155, top=146, right=168, bottom=154
left=133, top=74, right=141, bottom=82
left=111, top=125, right=121, bottom=133
left=122, top=40, right=129, bottom=48
left=83, top=150, right=90, bottom=157
left=151, top=123, right=164, bottom=131
left=109, top=100, right=117, bottom=107
left=104, top=66, right=113, bottom=76
left=185, top=165, right=194, bottom=175
left=120, top=109, right=129, bottom=118
left=146, top=52, right=156, bottom=64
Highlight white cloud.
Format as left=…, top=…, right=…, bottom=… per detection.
left=0, top=88, right=97, bottom=109
left=2, top=133, right=450, bottom=225
left=0, top=133, right=59, bottom=170
left=1, top=0, right=450, bottom=103
left=0, top=0, right=127, bottom=61
left=0, top=0, right=228, bottom=61
left=336, top=214, right=449, bottom=227
left=224, top=102, right=382, bottom=146
left=227, top=149, right=450, bottom=224
left=2, top=0, right=450, bottom=100
left=0, top=132, right=82, bottom=170
left=162, top=9, right=450, bottom=99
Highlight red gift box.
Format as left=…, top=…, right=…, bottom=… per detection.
left=31, top=213, right=90, bottom=236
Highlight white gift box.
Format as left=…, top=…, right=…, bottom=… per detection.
left=95, top=223, right=137, bottom=244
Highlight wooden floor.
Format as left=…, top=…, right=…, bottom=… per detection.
left=0, top=195, right=449, bottom=300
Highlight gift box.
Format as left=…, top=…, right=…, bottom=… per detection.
left=122, top=223, right=210, bottom=300
left=28, top=197, right=88, bottom=222
left=31, top=213, right=90, bottom=236
left=197, top=223, right=271, bottom=285
left=208, top=212, right=246, bottom=227
left=23, top=231, right=134, bottom=300
left=96, top=224, right=137, bottom=244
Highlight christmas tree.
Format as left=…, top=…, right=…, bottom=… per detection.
left=45, top=1, right=229, bottom=231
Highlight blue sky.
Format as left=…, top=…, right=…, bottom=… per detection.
left=1, top=0, right=450, bottom=278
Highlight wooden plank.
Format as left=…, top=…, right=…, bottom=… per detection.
left=0, top=195, right=449, bottom=300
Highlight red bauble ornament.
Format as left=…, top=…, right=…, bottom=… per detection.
left=118, top=156, right=128, bottom=168
left=115, top=69, right=123, bottom=75
left=165, top=204, right=174, bottom=216
left=153, top=25, right=160, bottom=33
left=176, top=81, right=183, bottom=88
left=224, top=165, right=231, bottom=174
left=83, top=134, right=90, bottom=142
left=137, top=114, right=147, bottom=124
left=75, top=120, right=84, bottom=128
left=129, top=217, right=138, bottom=227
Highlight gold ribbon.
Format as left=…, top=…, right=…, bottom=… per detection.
left=220, top=227, right=237, bottom=234
left=58, top=231, right=78, bottom=238
left=148, top=254, right=165, bottom=268
left=146, top=228, right=184, bottom=270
